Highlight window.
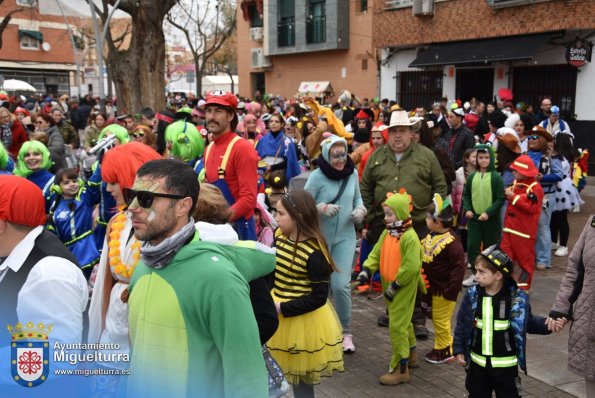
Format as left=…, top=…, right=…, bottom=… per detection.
left=385, top=0, right=413, bottom=9
left=248, top=3, right=263, bottom=28
left=359, top=0, right=368, bottom=12
left=306, top=0, right=325, bottom=44
left=19, top=30, right=42, bottom=50
left=278, top=0, right=295, bottom=47
left=16, top=0, right=37, bottom=6
left=487, top=0, right=554, bottom=8
left=397, top=70, right=443, bottom=111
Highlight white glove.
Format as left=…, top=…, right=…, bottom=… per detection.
left=316, top=203, right=340, bottom=217
left=351, top=205, right=367, bottom=224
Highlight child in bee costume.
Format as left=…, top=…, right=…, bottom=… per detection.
left=357, top=189, right=426, bottom=385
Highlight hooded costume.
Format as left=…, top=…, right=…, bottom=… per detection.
left=500, top=155, right=544, bottom=290
left=304, top=135, right=365, bottom=333
left=462, top=144, right=505, bottom=267
left=357, top=123, right=387, bottom=179
left=256, top=124, right=301, bottom=184
left=362, top=190, right=426, bottom=380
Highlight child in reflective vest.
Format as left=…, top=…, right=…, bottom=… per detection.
left=453, top=246, right=561, bottom=397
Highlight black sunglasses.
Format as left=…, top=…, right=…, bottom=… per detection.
left=124, top=189, right=185, bottom=208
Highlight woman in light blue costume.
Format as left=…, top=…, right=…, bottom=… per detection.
left=256, top=113, right=301, bottom=185
left=14, top=140, right=55, bottom=210
left=48, top=168, right=100, bottom=279
left=305, top=134, right=366, bottom=353
left=165, top=119, right=205, bottom=174
left=87, top=124, right=130, bottom=250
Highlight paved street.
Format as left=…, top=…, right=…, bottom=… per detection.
left=310, top=179, right=595, bottom=397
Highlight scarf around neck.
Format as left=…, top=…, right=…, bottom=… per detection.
left=0, top=122, right=12, bottom=149
left=386, top=217, right=413, bottom=238
left=140, top=218, right=196, bottom=269
left=317, top=153, right=355, bottom=181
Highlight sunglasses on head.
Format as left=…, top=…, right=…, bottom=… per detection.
left=124, top=189, right=185, bottom=208
left=133, top=132, right=145, bottom=138
left=528, top=135, right=540, bottom=140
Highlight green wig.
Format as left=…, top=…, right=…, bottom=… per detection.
left=14, top=141, right=53, bottom=177
left=0, top=142, right=8, bottom=170
left=165, top=120, right=205, bottom=162
left=98, top=124, right=130, bottom=145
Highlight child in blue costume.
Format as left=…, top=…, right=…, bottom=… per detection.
left=87, top=124, right=130, bottom=249
left=13, top=140, right=55, bottom=210
left=48, top=168, right=100, bottom=279
left=165, top=120, right=205, bottom=173
left=257, top=114, right=301, bottom=185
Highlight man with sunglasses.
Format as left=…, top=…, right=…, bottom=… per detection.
left=527, top=126, right=563, bottom=271
left=125, top=159, right=271, bottom=397
left=202, top=90, right=259, bottom=241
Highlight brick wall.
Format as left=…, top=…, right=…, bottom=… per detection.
left=373, top=0, right=595, bottom=48
left=238, top=0, right=378, bottom=100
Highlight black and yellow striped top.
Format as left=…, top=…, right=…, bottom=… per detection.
left=273, top=234, right=331, bottom=318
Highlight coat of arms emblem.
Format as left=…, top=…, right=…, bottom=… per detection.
left=7, top=322, right=52, bottom=387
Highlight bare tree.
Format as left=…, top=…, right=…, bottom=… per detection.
left=209, top=34, right=237, bottom=93
left=92, top=0, right=178, bottom=113
left=0, top=0, right=24, bottom=49
left=166, top=0, right=236, bottom=96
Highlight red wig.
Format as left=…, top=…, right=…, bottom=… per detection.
left=101, top=142, right=162, bottom=189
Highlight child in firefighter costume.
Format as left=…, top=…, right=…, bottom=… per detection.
left=358, top=190, right=426, bottom=385
left=501, top=155, right=544, bottom=290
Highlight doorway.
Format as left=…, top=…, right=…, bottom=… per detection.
left=251, top=72, right=265, bottom=98
left=456, top=68, right=494, bottom=104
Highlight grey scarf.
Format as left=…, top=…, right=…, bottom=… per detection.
left=1, top=122, right=12, bottom=149
left=140, top=218, right=196, bottom=269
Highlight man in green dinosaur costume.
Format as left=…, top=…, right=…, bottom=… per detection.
left=126, top=159, right=273, bottom=397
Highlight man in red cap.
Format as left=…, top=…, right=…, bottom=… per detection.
left=0, top=176, right=88, bottom=386
left=202, top=90, right=259, bottom=240
left=501, top=155, right=544, bottom=290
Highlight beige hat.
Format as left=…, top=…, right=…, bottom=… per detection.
left=387, top=110, right=422, bottom=131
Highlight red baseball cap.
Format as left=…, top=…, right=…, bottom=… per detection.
left=204, top=90, right=238, bottom=109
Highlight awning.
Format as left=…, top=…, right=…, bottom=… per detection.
left=18, top=29, right=43, bottom=42
left=298, top=81, right=332, bottom=94
left=409, top=33, right=557, bottom=67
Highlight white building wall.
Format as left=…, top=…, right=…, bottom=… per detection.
left=380, top=49, right=419, bottom=101
left=575, top=61, right=595, bottom=121
left=442, top=65, right=455, bottom=101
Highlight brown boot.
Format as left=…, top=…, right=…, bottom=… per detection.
left=408, top=348, right=419, bottom=368
left=379, top=363, right=410, bottom=385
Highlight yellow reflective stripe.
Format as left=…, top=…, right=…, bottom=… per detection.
left=470, top=352, right=517, bottom=368
left=491, top=356, right=518, bottom=368
left=482, top=297, right=493, bottom=356
left=470, top=352, right=486, bottom=367
left=503, top=228, right=530, bottom=239
left=475, top=319, right=510, bottom=330
left=527, top=182, right=537, bottom=193
left=512, top=195, right=521, bottom=205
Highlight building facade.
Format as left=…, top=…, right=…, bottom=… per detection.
left=237, top=0, right=377, bottom=101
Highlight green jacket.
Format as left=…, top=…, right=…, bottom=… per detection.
left=58, top=121, right=80, bottom=148
left=128, top=238, right=274, bottom=398
left=360, top=143, right=447, bottom=228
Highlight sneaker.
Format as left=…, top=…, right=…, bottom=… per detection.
left=462, top=274, right=477, bottom=287
left=413, top=324, right=429, bottom=339
left=536, top=263, right=548, bottom=270
left=425, top=348, right=454, bottom=364
left=377, top=313, right=389, bottom=327
left=551, top=242, right=560, bottom=250
left=554, top=246, right=569, bottom=257
left=343, top=333, right=355, bottom=354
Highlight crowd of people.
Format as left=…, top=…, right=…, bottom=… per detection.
left=0, top=87, right=593, bottom=397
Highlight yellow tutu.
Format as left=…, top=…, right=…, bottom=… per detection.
left=267, top=293, right=344, bottom=385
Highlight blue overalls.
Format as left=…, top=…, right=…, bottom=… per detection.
left=203, top=136, right=257, bottom=241
left=49, top=188, right=100, bottom=279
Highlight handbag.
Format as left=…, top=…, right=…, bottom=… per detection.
left=262, top=345, right=289, bottom=398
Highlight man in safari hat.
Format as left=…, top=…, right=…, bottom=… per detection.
left=360, top=110, right=447, bottom=334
